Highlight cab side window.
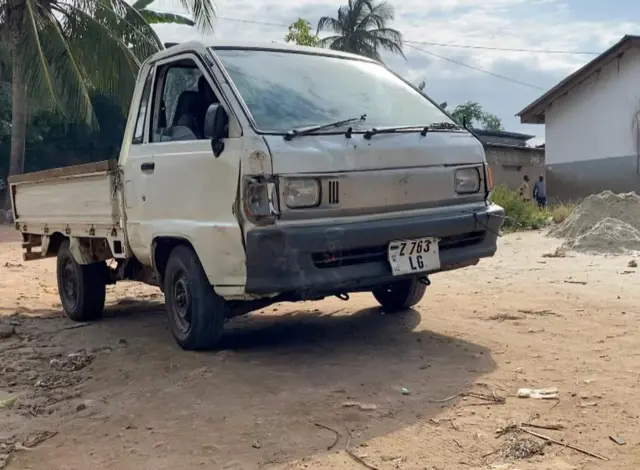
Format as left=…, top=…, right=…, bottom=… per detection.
left=150, top=57, right=220, bottom=142
left=132, top=71, right=153, bottom=144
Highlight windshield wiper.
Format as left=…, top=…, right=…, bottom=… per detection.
left=284, top=115, right=367, bottom=141
left=363, top=122, right=462, bottom=140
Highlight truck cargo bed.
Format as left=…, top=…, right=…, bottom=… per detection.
left=9, top=160, right=121, bottom=236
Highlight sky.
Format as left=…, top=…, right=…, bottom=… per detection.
left=147, top=0, right=640, bottom=145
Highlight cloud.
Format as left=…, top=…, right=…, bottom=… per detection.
left=147, top=0, right=640, bottom=142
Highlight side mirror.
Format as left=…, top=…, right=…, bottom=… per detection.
left=204, top=104, right=229, bottom=158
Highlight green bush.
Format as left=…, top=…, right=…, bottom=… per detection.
left=490, top=185, right=550, bottom=231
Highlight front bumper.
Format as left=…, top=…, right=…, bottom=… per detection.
left=245, top=204, right=505, bottom=297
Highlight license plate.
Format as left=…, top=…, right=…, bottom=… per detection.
left=388, top=237, right=440, bottom=276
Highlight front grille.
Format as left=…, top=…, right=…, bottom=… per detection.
left=312, top=231, right=486, bottom=269
left=327, top=180, right=340, bottom=204
left=312, top=245, right=386, bottom=268
left=438, top=231, right=486, bottom=251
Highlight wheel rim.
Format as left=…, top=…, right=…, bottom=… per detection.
left=61, top=258, right=79, bottom=309
left=172, top=272, right=192, bottom=334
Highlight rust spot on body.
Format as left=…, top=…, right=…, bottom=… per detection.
left=249, top=151, right=268, bottom=174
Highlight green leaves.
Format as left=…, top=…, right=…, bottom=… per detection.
left=138, top=9, right=195, bottom=26
left=131, top=0, right=217, bottom=33
left=132, top=0, right=196, bottom=26
left=285, top=18, right=319, bottom=47
left=3, top=0, right=165, bottom=128
left=38, top=11, right=96, bottom=126
left=18, top=0, right=62, bottom=112
left=175, top=0, right=215, bottom=32
left=317, top=0, right=404, bottom=62
left=451, top=101, right=504, bottom=131
left=131, top=0, right=155, bottom=9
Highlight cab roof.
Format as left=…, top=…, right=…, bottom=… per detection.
left=151, top=40, right=377, bottom=63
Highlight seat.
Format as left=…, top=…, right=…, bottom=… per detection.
left=172, top=90, right=202, bottom=138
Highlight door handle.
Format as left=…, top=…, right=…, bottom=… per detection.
left=141, top=162, right=155, bottom=172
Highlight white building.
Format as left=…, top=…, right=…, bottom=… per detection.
left=518, top=35, right=640, bottom=200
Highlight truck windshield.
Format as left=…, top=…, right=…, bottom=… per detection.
left=211, top=48, right=456, bottom=134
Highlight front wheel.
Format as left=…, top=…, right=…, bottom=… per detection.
left=372, top=278, right=427, bottom=313
left=164, top=245, right=228, bottom=350
left=56, top=240, right=106, bottom=322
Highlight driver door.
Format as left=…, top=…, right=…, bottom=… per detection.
left=126, top=50, right=247, bottom=289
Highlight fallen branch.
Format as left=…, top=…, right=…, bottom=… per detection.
left=13, top=443, right=34, bottom=452
left=430, top=417, right=460, bottom=431
left=481, top=448, right=499, bottom=459
left=518, top=427, right=608, bottom=461
left=564, top=280, right=588, bottom=285
left=346, top=428, right=379, bottom=470
left=314, top=423, right=340, bottom=451
left=21, top=431, right=58, bottom=449
left=427, top=391, right=505, bottom=405
left=521, top=422, right=565, bottom=431
left=426, top=393, right=462, bottom=403
left=61, top=324, right=92, bottom=331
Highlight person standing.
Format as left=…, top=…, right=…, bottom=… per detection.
left=518, top=175, right=531, bottom=202
left=533, top=175, right=547, bottom=209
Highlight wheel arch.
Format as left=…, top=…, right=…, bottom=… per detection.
left=46, top=232, right=67, bottom=256
left=152, top=236, right=197, bottom=290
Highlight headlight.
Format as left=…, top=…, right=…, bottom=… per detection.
left=454, top=168, right=481, bottom=194
left=283, top=178, right=320, bottom=208
left=244, top=178, right=279, bottom=223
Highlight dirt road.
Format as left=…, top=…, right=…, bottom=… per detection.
left=1, top=225, right=639, bottom=469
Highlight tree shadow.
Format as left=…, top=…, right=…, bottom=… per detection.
left=221, top=306, right=424, bottom=350
left=4, top=298, right=497, bottom=470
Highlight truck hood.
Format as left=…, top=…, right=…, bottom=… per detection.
left=263, top=130, right=485, bottom=174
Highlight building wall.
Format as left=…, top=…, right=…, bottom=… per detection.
left=544, top=48, right=640, bottom=199
left=484, top=145, right=545, bottom=191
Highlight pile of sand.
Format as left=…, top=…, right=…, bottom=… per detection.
left=550, top=191, right=640, bottom=255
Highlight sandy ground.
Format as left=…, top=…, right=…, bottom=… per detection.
left=1, top=225, right=639, bottom=470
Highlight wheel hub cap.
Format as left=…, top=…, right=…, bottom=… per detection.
left=62, top=259, right=78, bottom=308
left=173, top=275, right=191, bottom=333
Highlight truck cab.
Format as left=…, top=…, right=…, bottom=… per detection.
left=10, top=41, right=504, bottom=350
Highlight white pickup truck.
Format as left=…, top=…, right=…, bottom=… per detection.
left=9, top=41, right=505, bottom=350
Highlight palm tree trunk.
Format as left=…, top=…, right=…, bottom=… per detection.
left=1, top=67, right=26, bottom=213
left=9, top=65, right=27, bottom=177
left=7, top=0, right=28, bottom=178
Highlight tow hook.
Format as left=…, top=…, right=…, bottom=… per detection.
left=336, top=293, right=350, bottom=301
left=419, top=276, right=431, bottom=286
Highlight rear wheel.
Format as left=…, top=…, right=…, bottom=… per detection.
left=372, top=278, right=427, bottom=313
left=164, top=245, right=228, bottom=350
left=56, top=240, right=106, bottom=321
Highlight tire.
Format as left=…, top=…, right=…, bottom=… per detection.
left=56, top=240, right=106, bottom=322
left=372, top=278, right=427, bottom=313
left=163, top=245, right=228, bottom=350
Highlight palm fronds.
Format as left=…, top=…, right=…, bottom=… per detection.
left=317, top=0, right=404, bottom=62
left=132, top=0, right=215, bottom=32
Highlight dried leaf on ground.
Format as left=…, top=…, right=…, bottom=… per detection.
left=487, top=313, right=525, bottom=322
left=48, top=351, right=93, bottom=372
left=22, top=431, right=57, bottom=449
left=501, top=436, right=546, bottom=460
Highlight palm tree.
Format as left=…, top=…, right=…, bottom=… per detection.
left=0, top=0, right=215, bottom=182
left=133, top=0, right=215, bottom=29
left=316, top=0, right=404, bottom=62
left=0, top=0, right=160, bottom=178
